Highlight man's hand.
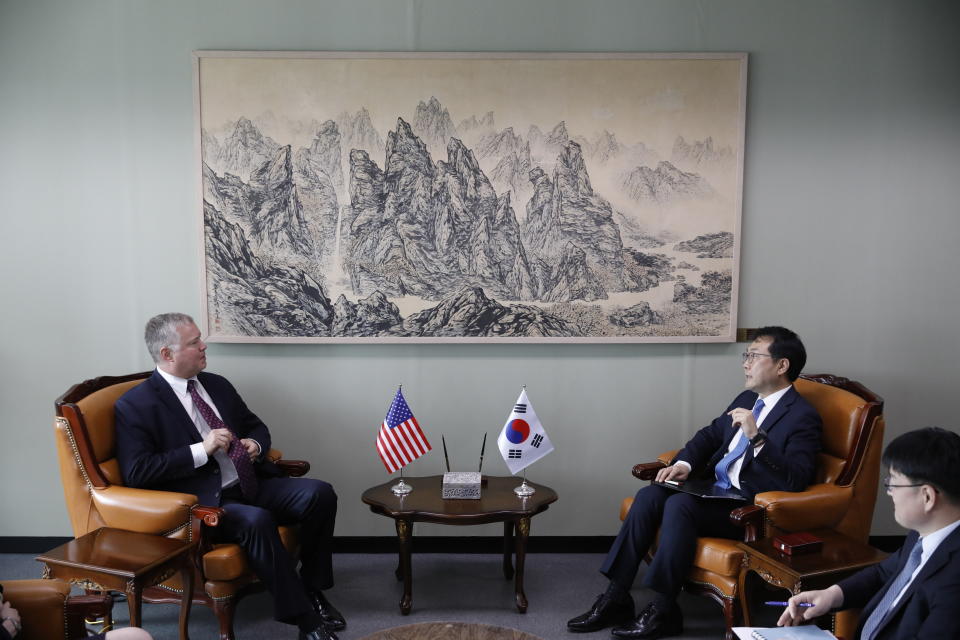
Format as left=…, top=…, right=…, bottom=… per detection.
left=655, top=463, right=690, bottom=483
left=1, top=600, right=21, bottom=637
left=240, top=438, right=260, bottom=462
left=777, top=585, right=844, bottom=626
left=202, top=427, right=233, bottom=456
left=727, top=407, right=759, bottom=439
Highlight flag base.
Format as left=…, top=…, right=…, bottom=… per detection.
left=391, top=479, right=413, bottom=495
left=514, top=479, right=536, bottom=497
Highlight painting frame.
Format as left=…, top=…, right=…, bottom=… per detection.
left=194, top=51, right=747, bottom=343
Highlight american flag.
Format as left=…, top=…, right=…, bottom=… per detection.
left=376, top=387, right=432, bottom=473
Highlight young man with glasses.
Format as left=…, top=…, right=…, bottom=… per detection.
left=778, top=427, right=960, bottom=639
left=567, top=326, right=822, bottom=638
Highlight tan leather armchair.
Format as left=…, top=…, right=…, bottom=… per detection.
left=620, top=374, right=885, bottom=640
left=54, top=372, right=310, bottom=640
left=2, top=579, right=111, bottom=640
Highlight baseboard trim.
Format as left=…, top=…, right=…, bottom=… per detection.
left=868, top=535, right=907, bottom=553
left=331, top=536, right=618, bottom=554
left=1, top=534, right=906, bottom=554
left=0, top=537, right=74, bottom=553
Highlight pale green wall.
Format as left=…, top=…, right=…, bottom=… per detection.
left=1, top=0, right=958, bottom=538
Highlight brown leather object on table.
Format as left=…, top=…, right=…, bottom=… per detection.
left=618, top=373, right=885, bottom=640
left=54, top=372, right=311, bottom=640
left=2, top=579, right=111, bottom=640
left=772, top=531, right=824, bottom=555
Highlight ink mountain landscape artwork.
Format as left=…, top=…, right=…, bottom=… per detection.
left=197, top=54, right=745, bottom=341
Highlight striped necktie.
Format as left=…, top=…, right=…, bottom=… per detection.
left=714, top=397, right=764, bottom=489
left=860, top=538, right=923, bottom=640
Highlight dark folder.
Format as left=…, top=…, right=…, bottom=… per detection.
left=653, top=478, right=749, bottom=501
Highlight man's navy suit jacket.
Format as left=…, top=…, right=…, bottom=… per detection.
left=673, top=386, right=822, bottom=499
left=115, top=370, right=282, bottom=506
left=837, top=526, right=960, bottom=640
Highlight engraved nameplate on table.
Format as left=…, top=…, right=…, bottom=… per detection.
left=442, top=472, right=481, bottom=499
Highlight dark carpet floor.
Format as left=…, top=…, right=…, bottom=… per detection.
left=2, top=552, right=786, bottom=640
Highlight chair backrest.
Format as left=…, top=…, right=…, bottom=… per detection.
left=793, top=373, right=885, bottom=540
left=54, top=372, right=150, bottom=536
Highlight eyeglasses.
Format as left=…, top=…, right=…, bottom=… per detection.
left=741, top=352, right=775, bottom=364
left=883, top=477, right=927, bottom=491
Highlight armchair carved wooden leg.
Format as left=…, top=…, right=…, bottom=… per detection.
left=720, top=596, right=741, bottom=640
left=212, top=597, right=237, bottom=640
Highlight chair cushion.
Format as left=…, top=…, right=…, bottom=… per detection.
left=620, top=497, right=633, bottom=521
left=202, top=525, right=300, bottom=581
left=692, top=537, right=744, bottom=577
left=202, top=544, right=249, bottom=581
left=686, top=565, right=738, bottom=598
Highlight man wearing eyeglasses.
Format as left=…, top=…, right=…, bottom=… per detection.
left=568, top=326, right=822, bottom=639
left=778, top=427, right=960, bottom=639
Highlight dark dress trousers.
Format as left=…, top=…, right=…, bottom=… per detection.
left=836, top=527, right=960, bottom=640
left=115, top=370, right=337, bottom=623
left=600, top=386, right=822, bottom=597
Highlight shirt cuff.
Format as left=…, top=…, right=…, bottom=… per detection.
left=190, top=442, right=209, bottom=468
left=249, top=439, right=262, bottom=459
left=675, top=460, right=692, bottom=472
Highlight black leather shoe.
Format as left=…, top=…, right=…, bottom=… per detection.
left=299, top=622, right=338, bottom=640
left=309, top=591, right=346, bottom=631
left=611, top=600, right=683, bottom=639
left=567, top=592, right=636, bottom=633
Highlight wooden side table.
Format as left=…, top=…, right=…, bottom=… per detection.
left=36, top=527, right=196, bottom=640
left=362, top=475, right=558, bottom=615
left=737, top=528, right=887, bottom=629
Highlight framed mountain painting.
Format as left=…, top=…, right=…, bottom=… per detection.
left=195, top=52, right=747, bottom=343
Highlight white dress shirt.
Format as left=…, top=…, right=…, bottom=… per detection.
left=155, top=368, right=239, bottom=489
left=677, top=385, right=792, bottom=489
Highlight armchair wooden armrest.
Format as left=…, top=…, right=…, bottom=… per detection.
left=632, top=461, right=666, bottom=480
left=265, top=448, right=311, bottom=478
left=754, top=483, right=853, bottom=532
left=190, top=504, right=227, bottom=564
left=90, top=485, right=197, bottom=534
left=728, top=504, right=765, bottom=541
left=632, top=449, right=679, bottom=480
left=275, top=460, right=310, bottom=477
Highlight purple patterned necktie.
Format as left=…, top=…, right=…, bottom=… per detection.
left=187, top=379, right=258, bottom=500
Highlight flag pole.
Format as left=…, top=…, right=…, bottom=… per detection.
left=514, top=467, right=535, bottom=497
left=390, top=383, right=413, bottom=495
left=392, top=466, right=413, bottom=495
left=513, top=384, right=536, bottom=496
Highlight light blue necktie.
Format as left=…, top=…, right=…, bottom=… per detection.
left=860, top=538, right=924, bottom=640
left=714, top=397, right=764, bottom=489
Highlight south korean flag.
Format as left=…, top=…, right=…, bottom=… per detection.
left=497, top=388, right=555, bottom=475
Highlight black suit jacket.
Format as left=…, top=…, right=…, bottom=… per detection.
left=837, top=526, right=960, bottom=640
left=673, top=386, right=822, bottom=499
left=115, top=370, right=282, bottom=506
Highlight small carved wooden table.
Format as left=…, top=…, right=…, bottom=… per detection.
left=362, top=475, right=558, bottom=615
left=737, top=528, right=887, bottom=629
left=36, top=527, right=196, bottom=640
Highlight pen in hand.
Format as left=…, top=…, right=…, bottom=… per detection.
left=764, top=601, right=814, bottom=607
